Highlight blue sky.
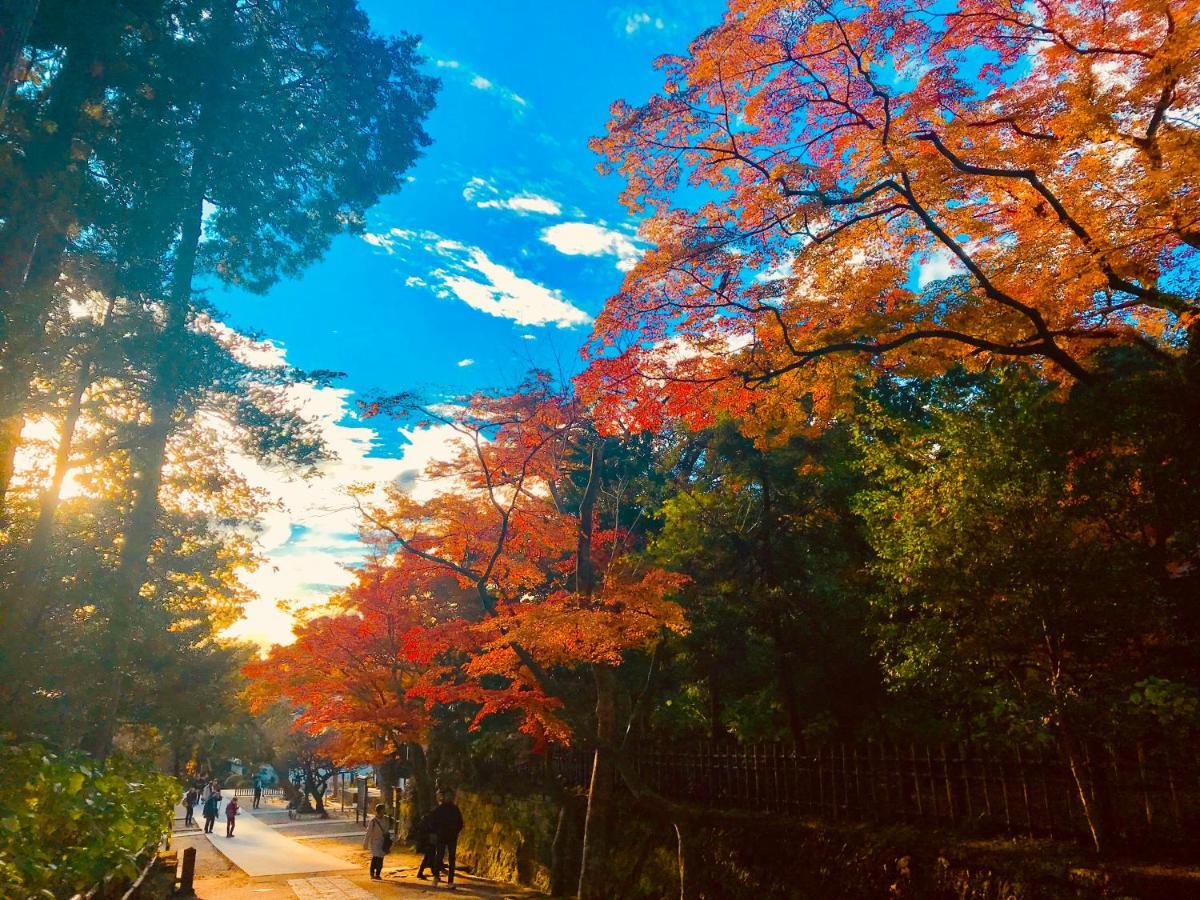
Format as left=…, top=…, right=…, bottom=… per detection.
left=218, top=2, right=728, bottom=645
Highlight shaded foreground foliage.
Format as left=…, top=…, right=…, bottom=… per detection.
left=0, top=739, right=177, bottom=898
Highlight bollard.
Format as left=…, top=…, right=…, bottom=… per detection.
left=177, top=846, right=196, bottom=896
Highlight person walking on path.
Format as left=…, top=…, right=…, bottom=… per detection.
left=362, top=803, right=391, bottom=880
left=183, top=786, right=198, bottom=827
left=225, top=796, right=240, bottom=837
left=252, top=775, right=263, bottom=809
left=202, top=791, right=220, bottom=835
left=427, top=789, right=464, bottom=889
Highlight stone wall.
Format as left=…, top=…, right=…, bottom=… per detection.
left=453, top=791, right=560, bottom=892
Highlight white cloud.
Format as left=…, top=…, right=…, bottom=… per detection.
left=624, top=11, right=665, bottom=34
left=391, top=422, right=474, bottom=504
left=362, top=227, right=591, bottom=329
left=457, top=358, right=475, bottom=367
left=485, top=195, right=559, bottom=215
left=541, top=222, right=644, bottom=271
left=754, top=252, right=795, bottom=283
left=463, top=177, right=562, bottom=216
left=222, top=363, right=486, bottom=647
left=917, top=248, right=962, bottom=287
left=438, top=249, right=591, bottom=327
left=464, top=70, right=527, bottom=109
left=435, top=59, right=461, bottom=69
left=220, top=379, right=411, bottom=647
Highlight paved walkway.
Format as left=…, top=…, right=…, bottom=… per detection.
left=204, top=809, right=356, bottom=877
left=175, top=797, right=543, bottom=898
left=287, top=877, right=374, bottom=899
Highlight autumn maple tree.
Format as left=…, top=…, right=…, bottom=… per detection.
left=356, top=372, right=686, bottom=899
left=244, top=557, right=442, bottom=800
left=584, top=0, right=1199, bottom=434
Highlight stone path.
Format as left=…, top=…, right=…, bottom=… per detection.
left=287, top=876, right=374, bottom=899
left=203, top=809, right=355, bottom=877
left=293, top=831, right=365, bottom=840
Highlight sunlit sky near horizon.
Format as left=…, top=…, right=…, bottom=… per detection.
left=214, top=2, right=727, bottom=647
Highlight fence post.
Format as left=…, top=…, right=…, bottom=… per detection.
left=910, top=744, right=924, bottom=818
left=940, top=744, right=955, bottom=824
left=178, top=846, right=196, bottom=896
left=960, top=742, right=973, bottom=821
left=1015, top=746, right=1034, bottom=837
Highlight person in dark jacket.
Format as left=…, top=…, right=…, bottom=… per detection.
left=202, top=791, right=220, bottom=834
left=426, top=789, right=464, bottom=888
left=183, top=787, right=198, bottom=827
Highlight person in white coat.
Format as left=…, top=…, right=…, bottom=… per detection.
left=362, top=804, right=391, bottom=880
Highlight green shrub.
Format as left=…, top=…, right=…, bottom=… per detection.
left=0, top=740, right=178, bottom=899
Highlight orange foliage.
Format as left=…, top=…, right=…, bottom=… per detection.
left=354, top=376, right=688, bottom=746
left=583, top=0, right=1199, bottom=437
left=243, top=560, right=452, bottom=766
left=247, top=375, right=688, bottom=754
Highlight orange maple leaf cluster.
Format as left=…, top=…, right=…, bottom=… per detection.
left=581, top=0, right=1198, bottom=438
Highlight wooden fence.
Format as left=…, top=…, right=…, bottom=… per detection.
left=544, top=739, right=1199, bottom=849
left=231, top=785, right=285, bottom=801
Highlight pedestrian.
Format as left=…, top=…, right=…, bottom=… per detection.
left=225, top=795, right=240, bottom=837
left=413, top=809, right=435, bottom=881
left=183, top=786, right=198, bottom=827
left=252, top=774, right=263, bottom=809
left=426, top=788, right=464, bottom=889
left=202, top=791, right=219, bottom=834
left=362, top=803, right=391, bottom=880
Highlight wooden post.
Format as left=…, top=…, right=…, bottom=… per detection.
left=866, top=742, right=879, bottom=821
left=816, top=744, right=825, bottom=816
left=940, top=744, right=955, bottom=823
left=1015, top=746, right=1034, bottom=837
left=960, top=742, right=974, bottom=821
left=910, top=744, right=924, bottom=818
left=178, top=846, right=196, bottom=896
left=1037, top=744, right=1056, bottom=839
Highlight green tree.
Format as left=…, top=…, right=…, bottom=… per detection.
left=856, top=362, right=1200, bottom=850
left=650, top=422, right=881, bottom=742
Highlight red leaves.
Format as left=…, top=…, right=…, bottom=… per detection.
left=585, top=0, right=1199, bottom=439
left=247, top=379, right=691, bottom=752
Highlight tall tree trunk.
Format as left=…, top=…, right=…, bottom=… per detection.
left=576, top=437, right=619, bottom=900
left=0, top=415, right=21, bottom=522
left=20, top=297, right=113, bottom=586
left=1061, top=731, right=1109, bottom=854
left=755, top=450, right=806, bottom=742
left=772, top=639, right=806, bottom=742
left=409, top=742, right=435, bottom=821
left=0, top=337, right=104, bottom=710
left=83, top=0, right=233, bottom=759
left=578, top=663, right=618, bottom=900
left=0, top=28, right=109, bottom=513
left=675, top=820, right=699, bottom=900
left=0, top=0, right=39, bottom=118
left=708, top=660, right=726, bottom=742
left=548, top=799, right=581, bottom=897
left=82, top=285, right=184, bottom=759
